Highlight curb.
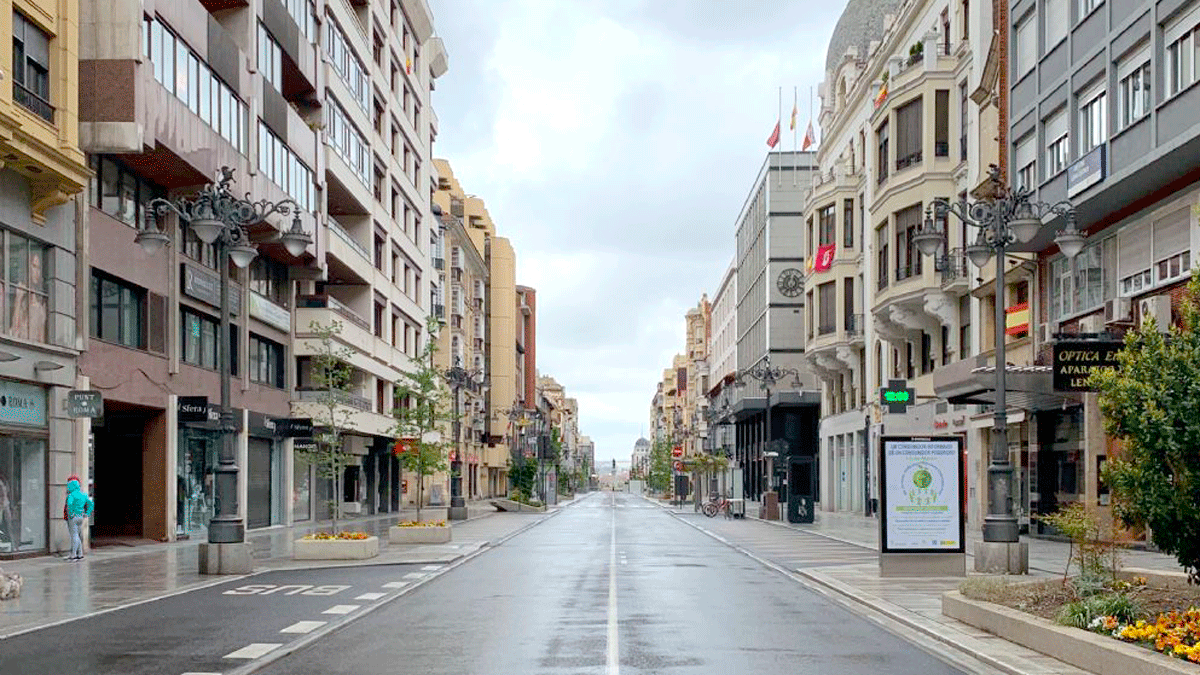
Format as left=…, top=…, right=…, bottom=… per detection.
left=659, top=506, right=1039, bottom=675
left=230, top=508, right=561, bottom=675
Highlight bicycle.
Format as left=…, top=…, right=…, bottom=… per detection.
left=702, top=494, right=732, bottom=519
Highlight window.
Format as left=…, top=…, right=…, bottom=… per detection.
left=1, top=232, right=49, bottom=343
left=12, top=11, right=52, bottom=122
left=181, top=222, right=217, bottom=269
left=843, top=277, right=855, bottom=332
left=145, top=16, right=248, bottom=153
left=962, top=0, right=969, bottom=39
left=1014, top=134, right=1036, bottom=190
left=894, top=97, right=923, bottom=169
left=876, top=121, right=889, bottom=184
left=88, top=156, right=165, bottom=227
left=959, top=81, right=969, bottom=161
left=1079, top=0, right=1101, bottom=17
left=921, top=332, right=933, bottom=374
left=894, top=205, right=923, bottom=281
left=1015, top=14, right=1036, bottom=78
left=817, top=282, right=836, bottom=334
left=249, top=256, right=289, bottom=307
left=328, top=100, right=370, bottom=186
left=1052, top=239, right=1111, bottom=318
left=284, top=0, right=316, bottom=41
left=842, top=199, right=854, bottom=249
left=326, top=16, right=370, bottom=112
left=959, top=295, right=971, bottom=358
left=1045, top=108, right=1068, bottom=177
left=257, top=121, right=314, bottom=211
left=249, top=335, right=284, bottom=388
left=90, top=271, right=145, bottom=349
left=374, top=232, right=386, bottom=270
left=876, top=223, right=889, bottom=289
left=182, top=308, right=236, bottom=374
left=1045, top=0, right=1067, bottom=49
left=1165, top=7, right=1200, bottom=98
left=374, top=300, right=385, bottom=338
left=818, top=204, right=835, bottom=246
left=1117, top=50, right=1151, bottom=130
left=257, top=23, right=283, bottom=92
left=1078, top=85, right=1107, bottom=154
left=934, top=90, right=949, bottom=157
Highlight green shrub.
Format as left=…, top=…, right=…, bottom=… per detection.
left=1056, top=593, right=1144, bottom=628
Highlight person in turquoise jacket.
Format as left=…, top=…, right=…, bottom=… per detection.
left=64, top=478, right=94, bottom=560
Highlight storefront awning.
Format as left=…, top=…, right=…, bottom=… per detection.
left=936, top=363, right=1082, bottom=411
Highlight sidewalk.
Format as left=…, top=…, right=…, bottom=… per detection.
left=0, top=499, right=553, bottom=639
left=654, top=497, right=1188, bottom=675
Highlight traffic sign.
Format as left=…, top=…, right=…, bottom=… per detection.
left=671, top=446, right=683, bottom=458
left=66, top=390, right=103, bottom=418
left=673, top=460, right=684, bottom=472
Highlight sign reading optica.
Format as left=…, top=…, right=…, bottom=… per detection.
left=879, top=436, right=964, bottom=553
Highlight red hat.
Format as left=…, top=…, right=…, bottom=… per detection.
left=66, top=473, right=80, bottom=483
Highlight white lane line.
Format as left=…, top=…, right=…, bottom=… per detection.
left=607, top=496, right=620, bottom=675
left=281, top=620, right=327, bottom=634
left=224, top=643, right=282, bottom=659
left=382, top=581, right=410, bottom=589
left=355, top=592, right=386, bottom=601
left=421, top=565, right=443, bottom=571
left=403, top=572, right=428, bottom=579
left=322, top=604, right=361, bottom=615
left=182, top=672, right=223, bottom=675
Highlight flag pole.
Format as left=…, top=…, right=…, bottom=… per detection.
left=777, top=86, right=782, bottom=187
left=792, top=86, right=798, bottom=186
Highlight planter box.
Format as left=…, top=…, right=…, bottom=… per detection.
left=943, top=591, right=1198, bottom=675
left=293, top=536, right=380, bottom=560
left=490, top=498, right=546, bottom=513
left=389, top=525, right=451, bottom=544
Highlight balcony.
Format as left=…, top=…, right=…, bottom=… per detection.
left=295, top=388, right=372, bottom=412
left=938, top=248, right=971, bottom=293
left=297, top=294, right=371, bottom=332
left=14, top=81, right=53, bottom=123
left=845, top=313, right=864, bottom=337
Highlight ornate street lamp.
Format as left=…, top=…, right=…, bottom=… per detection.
left=733, top=355, right=801, bottom=505
left=443, top=357, right=485, bottom=519
left=912, top=165, right=1084, bottom=573
left=135, top=167, right=311, bottom=573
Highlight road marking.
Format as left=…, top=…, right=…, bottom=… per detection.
left=224, top=643, right=282, bottom=659
left=355, top=592, right=386, bottom=601
left=607, top=495, right=619, bottom=675
left=322, top=604, right=361, bottom=615
left=382, top=581, right=410, bottom=589
left=421, top=565, right=443, bottom=571
left=402, top=572, right=428, bottom=579
left=281, top=620, right=327, bottom=634
left=182, top=672, right=222, bottom=675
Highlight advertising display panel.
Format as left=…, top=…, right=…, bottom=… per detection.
left=880, top=436, right=965, bottom=553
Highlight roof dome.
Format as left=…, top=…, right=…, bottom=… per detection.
left=824, top=0, right=905, bottom=76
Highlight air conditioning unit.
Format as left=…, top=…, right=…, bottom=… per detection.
left=1104, top=297, right=1132, bottom=325
left=1078, top=315, right=1103, bottom=334
left=1138, top=295, right=1172, bottom=332
left=1039, top=322, right=1056, bottom=344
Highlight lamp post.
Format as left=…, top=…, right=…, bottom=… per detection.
left=136, top=167, right=311, bottom=574
left=734, top=355, right=801, bottom=514
left=443, top=357, right=483, bottom=519
left=913, top=166, right=1084, bottom=574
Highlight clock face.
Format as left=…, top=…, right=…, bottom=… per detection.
left=776, top=268, right=804, bottom=297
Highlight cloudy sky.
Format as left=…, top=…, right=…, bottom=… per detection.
left=427, top=0, right=846, bottom=462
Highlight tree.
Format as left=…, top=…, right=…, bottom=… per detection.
left=1091, top=271, right=1200, bottom=583
left=300, top=321, right=356, bottom=533
left=647, top=438, right=673, bottom=493
left=392, top=318, right=452, bottom=522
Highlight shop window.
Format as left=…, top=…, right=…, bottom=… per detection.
left=90, top=270, right=146, bottom=349
left=250, top=334, right=284, bottom=388
left=293, top=453, right=311, bottom=521
left=0, top=437, right=47, bottom=553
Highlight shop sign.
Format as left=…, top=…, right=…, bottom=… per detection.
left=178, top=396, right=210, bottom=423
left=293, top=438, right=317, bottom=452
left=0, top=379, right=46, bottom=427
left=933, top=420, right=948, bottom=429
left=181, top=263, right=241, bottom=316
left=249, top=293, right=291, bottom=332
left=879, top=436, right=965, bottom=553
left=274, top=418, right=314, bottom=438
left=1067, top=143, right=1105, bottom=198
left=67, top=390, right=104, bottom=418
left=1052, top=341, right=1122, bottom=392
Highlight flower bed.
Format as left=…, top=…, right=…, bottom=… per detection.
left=389, top=520, right=451, bottom=544
left=1102, top=609, right=1200, bottom=664
left=393, top=520, right=447, bottom=528
left=302, top=531, right=371, bottom=540
left=294, top=534, right=380, bottom=560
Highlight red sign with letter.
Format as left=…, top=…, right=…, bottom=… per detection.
left=813, top=244, right=836, bottom=272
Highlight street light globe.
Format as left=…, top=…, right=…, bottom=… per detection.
left=1054, top=227, right=1086, bottom=260
left=135, top=228, right=170, bottom=256
left=1009, top=216, right=1043, bottom=244
left=189, top=218, right=224, bottom=245
left=913, top=227, right=944, bottom=258
left=280, top=216, right=313, bottom=257
left=966, top=241, right=994, bottom=268
left=228, top=243, right=258, bottom=268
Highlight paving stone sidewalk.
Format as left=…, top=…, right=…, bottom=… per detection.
left=0, top=502, right=556, bottom=639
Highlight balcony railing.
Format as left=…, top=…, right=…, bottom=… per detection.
left=433, top=303, right=445, bottom=320
left=896, top=263, right=920, bottom=281
left=934, top=141, right=949, bottom=157
left=329, top=219, right=370, bottom=261
left=939, top=248, right=970, bottom=287
left=295, top=388, right=372, bottom=412
left=297, top=294, right=371, bottom=331
left=14, top=82, right=53, bottom=123
left=895, top=151, right=922, bottom=171
left=845, top=313, right=863, bottom=336
left=433, top=256, right=445, bottom=270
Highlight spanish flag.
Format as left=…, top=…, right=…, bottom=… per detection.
left=406, top=57, right=413, bottom=74
left=874, top=81, right=888, bottom=108
left=790, top=102, right=797, bottom=131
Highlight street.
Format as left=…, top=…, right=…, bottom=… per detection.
left=1, top=493, right=965, bottom=675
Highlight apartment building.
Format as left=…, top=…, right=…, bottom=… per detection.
left=934, top=0, right=1200, bottom=534
left=76, top=0, right=446, bottom=545
left=432, top=159, right=522, bottom=497
left=0, top=1, right=91, bottom=558
left=705, top=261, right=738, bottom=461
left=682, top=297, right=712, bottom=458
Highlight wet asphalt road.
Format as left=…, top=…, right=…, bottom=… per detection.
left=258, top=491, right=965, bottom=675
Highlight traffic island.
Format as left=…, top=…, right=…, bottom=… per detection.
left=389, top=522, right=452, bottom=544
left=293, top=534, right=380, bottom=560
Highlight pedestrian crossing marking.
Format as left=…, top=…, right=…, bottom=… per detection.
left=421, top=565, right=443, bottom=571
left=224, top=643, right=282, bottom=659
left=402, top=572, right=428, bottom=579
left=382, top=581, right=409, bottom=589
left=355, top=592, right=386, bottom=601
left=281, top=620, right=326, bottom=634
left=322, top=604, right=360, bottom=615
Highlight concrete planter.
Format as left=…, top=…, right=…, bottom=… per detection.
left=388, top=525, right=452, bottom=544
left=943, top=590, right=1198, bottom=675
left=293, top=536, right=380, bottom=560
left=490, top=498, right=546, bottom=513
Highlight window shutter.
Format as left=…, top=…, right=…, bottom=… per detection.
left=1117, top=221, right=1151, bottom=279
left=147, top=292, right=167, bottom=353
left=1152, top=207, right=1190, bottom=261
